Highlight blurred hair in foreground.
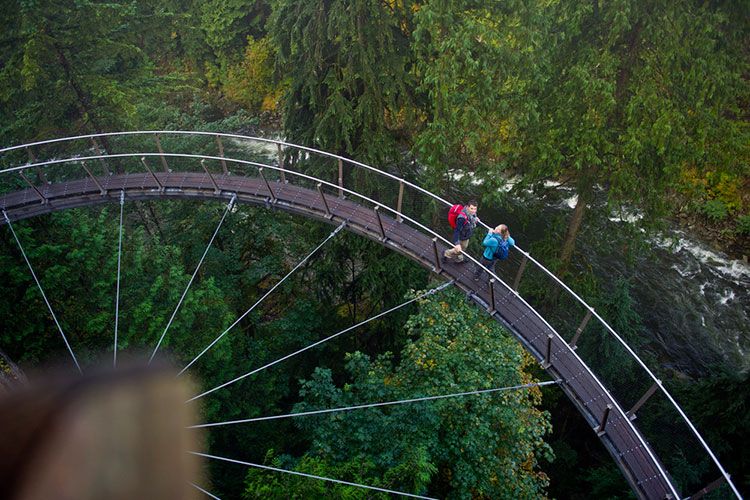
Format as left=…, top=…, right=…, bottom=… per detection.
left=0, top=362, right=204, bottom=500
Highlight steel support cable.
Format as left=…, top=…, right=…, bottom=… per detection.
left=191, top=380, right=560, bottom=429
left=187, top=280, right=454, bottom=403
left=189, top=451, right=437, bottom=500
left=0, top=152, right=711, bottom=497
left=2, top=211, right=82, bottom=373
left=178, top=221, right=347, bottom=377
left=149, top=194, right=237, bottom=364
left=189, top=482, right=222, bottom=499
left=114, top=191, right=124, bottom=367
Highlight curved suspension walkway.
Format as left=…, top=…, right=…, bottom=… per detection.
left=0, top=132, right=740, bottom=499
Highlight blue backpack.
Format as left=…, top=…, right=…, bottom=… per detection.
left=494, top=238, right=510, bottom=261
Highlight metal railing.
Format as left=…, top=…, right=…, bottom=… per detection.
left=0, top=131, right=739, bottom=499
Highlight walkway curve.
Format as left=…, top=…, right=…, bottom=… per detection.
left=0, top=133, right=739, bottom=499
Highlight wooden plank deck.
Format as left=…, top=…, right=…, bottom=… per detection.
left=0, top=172, right=676, bottom=499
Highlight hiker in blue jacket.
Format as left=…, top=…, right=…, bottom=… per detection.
left=443, top=200, right=480, bottom=263
left=473, top=224, right=514, bottom=280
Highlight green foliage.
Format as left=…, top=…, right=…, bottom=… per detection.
left=243, top=449, right=392, bottom=499
left=702, top=199, right=729, bottom=221
left=735, top=215, right=750, bottom=236
left=0, top=206, right=236, bottom=373
left=584, top=466, right=635, bottom=499
left=411, top=0, right=546, bottom=185
left=272, top=288, right=553, bottom=499
left=269, top=0, right=414, bottom=165
left=224, top=36, right=283, bottom=112
left=1, top=2, right=747, bottom=497
left=199, top=0, right=269, bottom=56
left=0, top=0, right=159, bottom=142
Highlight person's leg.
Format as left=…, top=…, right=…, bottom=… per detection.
left=454, top=239, right=469, bottom=262
left=444, top=239, right=469, bottom=261
left=443, top=246, right=458, bottom=259
left=474, top=256, right=494, bottom=279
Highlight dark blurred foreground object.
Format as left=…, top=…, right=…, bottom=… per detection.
left=0, top=365, right=203, bottom=499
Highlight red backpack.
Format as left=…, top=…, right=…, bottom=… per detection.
left=447, top=204, right=464, bottom=229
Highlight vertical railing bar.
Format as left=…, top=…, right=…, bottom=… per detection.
left=432, top=238, right=442, bottom=273
left=374, top=205, right=387, bottom=241
left=81, top=161, right=106, bottom=195
left=258, top=167, right=275, bottom=201
left=488, top=278, right=497, bottom=314
left=396, top=181, right=404, bottom=222
left=201, top=160, right=221, bottom=194
left=338, top=158, right=344, bottom=198
left=155, top=133, right=169, bottom=172
left=512, top=255, right=528, bottom=290
left=595, top=404, right=613, bottom=436
left=19, top=171, right=47, bottom=203
left=216, top=135, right=228, bottom=175
left=626, top=380, right=661, bottom=421
left=277, top=143, right=286, bottom=183
left=317, top=183, right=332, bottom=219
left=569, top=309, right=593, bottom=350
left=140, top=157, right=164, bottom=191
left=541, top=333, right=553, bottom=368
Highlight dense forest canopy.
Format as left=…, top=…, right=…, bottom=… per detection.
left=0, top=1, right=748, bottom=498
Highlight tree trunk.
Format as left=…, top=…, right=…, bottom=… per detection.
left=48, top=30, right=121, bottom=173
left=559, top=182, right=593, bottom=276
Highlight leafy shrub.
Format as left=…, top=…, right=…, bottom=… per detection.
left=702, top=199, right=728, bottom=221
left=224, top=36, right=285, bottom=113
left=736, top=214, right=750, bottom=235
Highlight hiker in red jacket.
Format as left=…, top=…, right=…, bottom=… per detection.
left=443, top=200, right=479, bottom=263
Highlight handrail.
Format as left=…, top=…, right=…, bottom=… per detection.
left=0, top=132, right=739, bottom=498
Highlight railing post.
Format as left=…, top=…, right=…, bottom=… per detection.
left=338, top=158, right=344, bottom=198
left=216, top=135, right=228, bottom=175
left=140, top=157, right=164, bottom=192
left=396, top=181, right=404, bottom=222
left=200, top=160, right=221, bottom=194
left=690, top=477, right=726, bottom=500
left=569, top=309, right=593, bottom=350
left=595, top=404, right=613, bottom=436
left=81, top=161, right=106, bottom=195
left=512, top=255, right=528, bottom=290
left=432, top=238, right=443, bottom=273
left=488, top=279, right=497, bottom=315
left=541, top=333, right=554, bottom=368
left=277, top=143, right=286, bottom=183
left=19, top=171, right=47, bottom=203
left=374, top=205, right=387, bottom=241
left=154, top=133, right=169, bottom=172
left=317, top=183, right=333, bottom=219
left=258, top=167, right=275, bottom=202
left=626, top=380, right=661, bottom=421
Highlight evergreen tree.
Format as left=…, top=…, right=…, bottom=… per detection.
left=269, top=0, right=414, bottom=165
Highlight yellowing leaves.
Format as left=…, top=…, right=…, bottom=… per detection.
left=224, top=36, right=285, bottom=113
